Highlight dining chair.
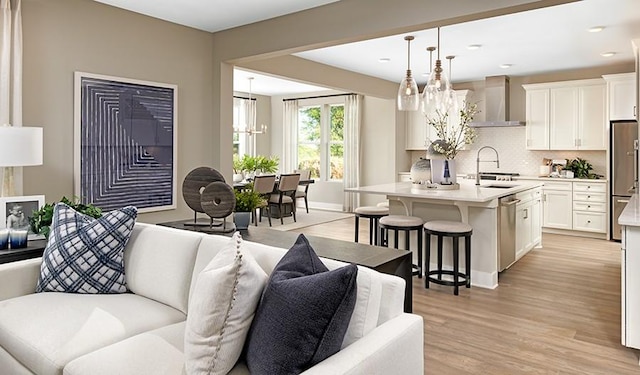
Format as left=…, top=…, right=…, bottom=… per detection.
left=269, top=173, right=300, bottom=225
left=294, top=169, right=311, bottom=213
left=253, top=174, right=276, bottom=227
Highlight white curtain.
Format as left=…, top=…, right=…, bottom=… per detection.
left=245, top=98, right=256, bottom=156
left=0, top=0, right=22, bottom=196
left=282, top=99, right=298, bottom=173
left=343, top=94, right=362, bottom=212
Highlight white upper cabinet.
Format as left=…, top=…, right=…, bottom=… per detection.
left=603, top=73, right=636, bottom=121
left=525, top=89, right=550, bottom=150
left=405, top=109, right=429, bottom=150
left=524, top=79, right=606, bottom=150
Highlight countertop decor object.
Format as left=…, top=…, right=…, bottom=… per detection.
left=427, top=101, right=479, bottom=160
left=409, top=157, right=431, bottom=183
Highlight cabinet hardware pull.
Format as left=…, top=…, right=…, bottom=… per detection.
left=587, top=220, right=591, bottom=224
left=524, top=209, right=528, bottom=219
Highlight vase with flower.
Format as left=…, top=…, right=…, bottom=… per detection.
left=425, top=101, right=479, bottom=188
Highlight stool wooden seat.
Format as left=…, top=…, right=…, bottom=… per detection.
left=424, top=220, right=473, bottom=295
left=379, top=215, right=424, bottom=278
left=354, top=206, right=389, bottom=245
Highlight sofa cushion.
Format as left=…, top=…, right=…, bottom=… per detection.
left=184, top=232, right=268, bottom=375
left=341, top=266, right=382, bottom=349
left=245, top=234, right=358, bottom=374
left=36, top=203, right=137, bottom=294
left=63, top=322, right=251, bottom=375
left=0, top=292, right=185, bottom=375
left=124, top=223, right=204, bottom=314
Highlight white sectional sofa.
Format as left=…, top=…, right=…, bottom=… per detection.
left=0, top=223, right=424, bottom=374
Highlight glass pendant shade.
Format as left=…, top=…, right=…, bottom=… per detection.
left=421, top=60, right=457, bottom=119
left=397, top=35, right=420, bottom=111
left=397, top=72, right=420, bottom=111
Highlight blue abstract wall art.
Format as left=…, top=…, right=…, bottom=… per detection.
left=74, top=72, right=177, bottom=213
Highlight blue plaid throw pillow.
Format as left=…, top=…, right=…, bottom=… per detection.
left=36, top=202, right=138, bottom=294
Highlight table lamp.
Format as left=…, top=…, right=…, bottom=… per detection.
left=0, top=126, right=43, bottom=197
left=0, top=126, right=43, bottom=249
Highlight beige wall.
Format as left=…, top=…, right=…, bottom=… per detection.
left=22, top=0, right=215, bottom=223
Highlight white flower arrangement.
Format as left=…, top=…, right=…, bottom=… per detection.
left=427, top=101, right=479, bottom=160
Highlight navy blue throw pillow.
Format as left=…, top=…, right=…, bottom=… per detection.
left=245, top=234, right=358, bottom=374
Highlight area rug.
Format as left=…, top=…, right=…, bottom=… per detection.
left=267, top=209, right=352, bottom=231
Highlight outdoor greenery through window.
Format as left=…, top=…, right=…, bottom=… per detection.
left=298, top=103, right=344, bottom=180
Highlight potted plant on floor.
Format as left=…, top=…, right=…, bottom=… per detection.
left=233, top=183, right=266, bottom=230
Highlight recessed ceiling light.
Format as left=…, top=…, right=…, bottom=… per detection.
left=499, top=64, right=512, bottom=69
left=378, top=57, right=391, bottom=63
left=600, top=52, right=616, bottom=57
left=588, top=26, right=605, bottom=33
left=467, top=44, right=482, bottom=50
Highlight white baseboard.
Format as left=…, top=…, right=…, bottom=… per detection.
left=542, top=227, right=607, bottom=240
left=308, top=202, right=343, bottom=212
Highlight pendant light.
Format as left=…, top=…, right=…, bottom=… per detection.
left=420, top=46, right=436, bottom=112
left=234, top=77, right=267, bottom=136
left=422, top=27, right=456, bottom=119
left=397, top=35, right=420, bottom=111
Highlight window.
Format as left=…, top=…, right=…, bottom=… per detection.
left=233, top=97, right=252, bottom=157
left=297, top=102, right=344, bottom=180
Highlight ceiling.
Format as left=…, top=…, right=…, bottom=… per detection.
left=94, top=0, right=640, bottom=96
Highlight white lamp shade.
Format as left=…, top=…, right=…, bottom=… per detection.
left=0, top=127, right=43, bottom=167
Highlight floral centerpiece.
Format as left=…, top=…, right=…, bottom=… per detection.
left=427, top=101, right=479, bottom=159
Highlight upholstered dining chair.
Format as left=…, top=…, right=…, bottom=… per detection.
left=268, top=173, right=300, bottom=225
left=252, top=174, right=276, bottom=227
left=294, top=169, right=311, bottom=213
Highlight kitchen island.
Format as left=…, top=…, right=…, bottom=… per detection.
left=346, top=179, right=544, bottom=288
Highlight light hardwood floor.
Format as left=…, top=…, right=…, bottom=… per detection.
left=288, top=216, right=640, bottom=374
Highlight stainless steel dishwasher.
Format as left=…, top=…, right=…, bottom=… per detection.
left=498, top=195, right=520, bottom=271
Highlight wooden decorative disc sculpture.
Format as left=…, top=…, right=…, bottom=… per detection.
left=182, top=167, right=233, bottom=229
left=201, top=181, right=236, bottom=220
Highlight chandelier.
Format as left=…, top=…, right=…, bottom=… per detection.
left=234, top=77, right=267, bottom=136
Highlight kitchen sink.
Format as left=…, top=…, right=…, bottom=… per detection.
left=481, top=184, right=517, bottom=189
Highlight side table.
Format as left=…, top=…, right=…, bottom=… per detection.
left=159, top=219, right=413, bottom=313
left=0, top=239, right=47, bottom=264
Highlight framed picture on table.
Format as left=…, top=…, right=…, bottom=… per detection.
left=74, top=72, right=178, bottom=213
left=0, top=195, right=46, bottom=240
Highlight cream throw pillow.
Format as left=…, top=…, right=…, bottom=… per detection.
left=184, top=232, right=268, bottom=375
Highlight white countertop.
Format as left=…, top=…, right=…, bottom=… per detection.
left=619, top=194, right=640, bottom=227
left=346, top=179, right=543, bottom=203
left=514, top=176, right=607, bottom=183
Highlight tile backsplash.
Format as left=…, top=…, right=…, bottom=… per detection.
left=410, top=126, right=606, bottom=177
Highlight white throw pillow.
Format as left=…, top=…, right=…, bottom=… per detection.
left=184, top=232, right=268, bottom=375
left=341, top=266, right=382, bottom=348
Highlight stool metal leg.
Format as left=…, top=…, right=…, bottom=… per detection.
left=417, top=229, right=422, bottom=279
left=425, top=232, right=430, bottom=288
left=355, top=216, right=360, bottom=243
left=437, top=235, right=443, bottom=281
left=393, top=229, right=399, bottom=250
left=465, top=235, right=471, bottom=288
left=368, top=217, right=374, bottom=245
left=453, top=237, right=459, bottom=296
left=373, top=218, right=379, bottom=245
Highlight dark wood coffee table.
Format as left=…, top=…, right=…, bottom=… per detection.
left=159, top=219, right=413, bottom=312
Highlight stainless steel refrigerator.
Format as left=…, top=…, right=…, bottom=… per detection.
left=611, top=120, right=639, bottom=241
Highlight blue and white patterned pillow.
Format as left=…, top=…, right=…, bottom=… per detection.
left=36, top=202, right=138, bottom=294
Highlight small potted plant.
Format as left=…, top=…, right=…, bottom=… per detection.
left=232, top=154, right=245, bottom=182
left=233, top=183, right=266, bottom=230
left=29, top=196, right=102, bottom=239
left=255, top=155, right=279, bottom=175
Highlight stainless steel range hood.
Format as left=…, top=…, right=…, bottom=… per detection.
left=470, top=75, right=525, bottom=127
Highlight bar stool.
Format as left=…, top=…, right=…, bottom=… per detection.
left=378, top=215, right=424, bottom=278
left=376, top=201, right=389, bottom=208
left=423, top=220, right=473, bottom=295
left=354, top=206, right=389, bottom=245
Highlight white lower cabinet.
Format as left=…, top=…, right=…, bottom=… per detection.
left=622, top=225, right=640, bottom=349
left=515, top=188, right=542, bottom=260
left=541, top=180, right=607, bottom=234
left=543, top=187, right=573, bottom=229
